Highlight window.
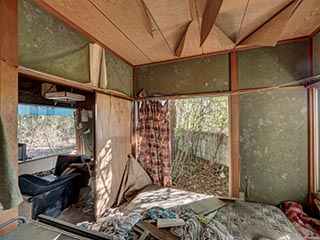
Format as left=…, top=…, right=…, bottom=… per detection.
left=169, top=96, right=230, bottom=197
left=18, top=104, right=77, bottom=160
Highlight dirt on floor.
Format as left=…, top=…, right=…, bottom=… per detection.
left=172, top=157, right=229, bottom=197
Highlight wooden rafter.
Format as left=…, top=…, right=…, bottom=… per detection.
left=175, top=0, right=203, bottom=57
left=200, top=0, right=224, bottom=46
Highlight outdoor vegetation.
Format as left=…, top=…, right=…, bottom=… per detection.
left=169, top=96, right=230, bottom=196
left=18, top=111, right=76, bottom=159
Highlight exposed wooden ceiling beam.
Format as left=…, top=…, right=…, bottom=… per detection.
left=175, top=0, right=203, bottom=57
left=200, top=0, right=224, bottom=46
left=240, top=0, right=301, bottom=46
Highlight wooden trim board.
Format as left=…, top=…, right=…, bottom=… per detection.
left=229, top=51, right=240, bottom=198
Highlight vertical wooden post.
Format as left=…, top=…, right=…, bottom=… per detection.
left=229, top=51, right=240, bottom=198
left=307, top=37, right=315, bottom=211
left=0, top=0, right=19, bottom=234
left=132, top=67, right=137, bottom=157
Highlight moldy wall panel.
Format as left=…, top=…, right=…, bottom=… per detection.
left=106, top=51, right=133, bottom=97
left=239, top=41, right=308, bottom=89
left=313, top=32, right=320, bottom=76
left=239, top=89, right=308, bottom=206
left=18, top=0, right=91, bottom=83
left=135, top=54, right=229, bottom=96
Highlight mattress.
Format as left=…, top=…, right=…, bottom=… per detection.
left=123, top=186, right=303, bottom=239
left=215, top=200, right=303, bottom=240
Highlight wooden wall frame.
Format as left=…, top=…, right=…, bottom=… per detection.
left=229, top=51, right=240, bottom=198
left=308, top=37, right=316, bottom=211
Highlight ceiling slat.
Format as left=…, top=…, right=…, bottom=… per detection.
left=35, top=0, right=151, bottom=65
left=240, top=0, right=301, bottom=46
left=89, top=0, right=174, bottom=63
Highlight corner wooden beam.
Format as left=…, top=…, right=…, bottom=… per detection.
left=229, top=51, right=240, bottom=198
left=308, top=37, right=315, bottom=211
left=132, top=67, right=137, bottom=157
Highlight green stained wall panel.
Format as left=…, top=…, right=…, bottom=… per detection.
left=313, top=32, right=320, bottom=76
left=18, top=0, right=91, bottom=83
left=135, top=54, right=229, bottom=96
left=106, top=51, right=133, bottom=97
left=239, top=41, right=308, bottom=89
left=239, top=89, right=308, bottom=206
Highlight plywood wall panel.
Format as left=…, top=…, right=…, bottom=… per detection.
left=95, top=93, right=131, bottom=219
left=0, top=0, right=19, bottom=234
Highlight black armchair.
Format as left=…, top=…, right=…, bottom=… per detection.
left=18, top=154, right=90, bottom=219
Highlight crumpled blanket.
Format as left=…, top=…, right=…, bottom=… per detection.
left=183, top=212, right=233, bottom=240
left=100, top=212, right=143, bottom=240
left=283, top=201, right=320, bottom=239
left=146, top=206, right=233, bottom=240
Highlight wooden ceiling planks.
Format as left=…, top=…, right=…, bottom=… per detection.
left=89, top=0, right=173, bottom=63
left=234, top=0, right=293, bottom=44
left=143, top=0, right=192, bottom=54
left=34, top=0, right=320, bottom=66
left=279, top=0, right=320, bottom=40
left=35, top=0, right=150, bottom=65
left=240, top=0, right=301, bottom=46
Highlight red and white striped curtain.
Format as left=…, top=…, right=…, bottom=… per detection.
left=137, top=100, right=172, bottom=187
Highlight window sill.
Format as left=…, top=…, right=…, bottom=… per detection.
left=18, top=153, right=71, bottom=165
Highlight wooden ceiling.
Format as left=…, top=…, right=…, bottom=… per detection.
left=35, top=0, right=320, bottom=66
